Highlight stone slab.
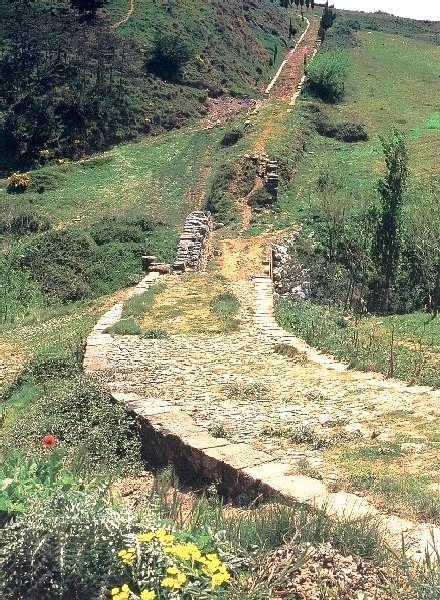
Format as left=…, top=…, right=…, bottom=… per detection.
left=262, top=475, right=327, bottom=503
left=243, top=461, right=294, bottom=480
left=202, top=443, right=274, bottom=471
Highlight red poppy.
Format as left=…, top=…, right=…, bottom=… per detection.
left=42, top=434, right=56, bottom=449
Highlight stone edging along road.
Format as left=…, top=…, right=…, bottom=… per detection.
left=83, top=272, right=440, bottom=561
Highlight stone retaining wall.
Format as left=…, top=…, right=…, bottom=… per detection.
left=173, top=211, right=213, bottom=272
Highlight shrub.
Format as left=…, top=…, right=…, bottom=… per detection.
left=220, top=127, right=244, bottom=147
left=147, top=34, right=195, bottom=80
left=21, top=342, right=81, bottom=383
left=0, top=488, right=127, bottom=600
left=249, top=187, right=275, bottom=207
left=19, top=228, right=96, bottom=302
left=1, top=375, right=143, bottom=475
left=9, top=209, right=51, bottom=235
left=6, top=172, right=30, bottom=193
left=305, top=50, right=350, bottom=103
left=205, top=159, right=256, bottom=225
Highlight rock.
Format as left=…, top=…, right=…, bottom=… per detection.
left=401, top=442, right=427, bottom=453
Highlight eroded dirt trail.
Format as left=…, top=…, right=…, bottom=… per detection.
left=220, top=14, right=320, bottom=272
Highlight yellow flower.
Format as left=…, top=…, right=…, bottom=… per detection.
left=162, top=534, right=175, bottom=544
left=161, top=577, right=176, bottom=588
left=176, top=573, right=187, bottom=584
left=166, top=566, right=179, bottom=575
left=140, top=590, right=156, bottom=600
left=110, top=588, right=120, bottom=596
left=211, top=571, right=230, bottom=588
left=137, top=532, right=155, bottom=542
left=117, top=548, right=136, bottom=565
left=206, top=553, right=219, bottom=561
left=155, top=528, right=167, bottom=538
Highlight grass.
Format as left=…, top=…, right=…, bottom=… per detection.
left=250, top=28, right=440, bottom=235
left=0, top=128, right=223, bottom=230
left=104, top=318, right=142, bottom=336
left=276, top=297, right=440, bottom=388
left=210, top=292, right=240, bottom=332
left=105, top=0, right=299, bottom=95
left=122, top=284, right=167, bottom=320
left=347, top=473, right=440, bottom=524
left=134, top=273, right=241, bottom=335
left=260, top=424, right=361, bottom=450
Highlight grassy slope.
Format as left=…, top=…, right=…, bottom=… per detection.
left=270, top=21, right=440, bottom=384
left=259, top=27, right=440, bottom=232
left=106, top=0, right=293, bottom=93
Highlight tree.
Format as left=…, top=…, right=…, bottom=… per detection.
left=305, top=0, right=310, bottom=10
left=371, top=130, right=408, bottom=313
left=319, top=2, right=337, bottom=38
left=147, top=33, right=194, bottom=80
left=70, top=0, right=104, bottom=17
left=405, top=179, right=440, bottom=316
left=311, top=0, right=315, bottom=8
left=295, top=0, right=300, bottom=10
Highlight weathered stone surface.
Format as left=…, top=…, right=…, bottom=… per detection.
left=262, top=475, right=327, bottom=503
left=174, top=211, right=213, bottom=272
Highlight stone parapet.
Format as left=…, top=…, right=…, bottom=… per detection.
left=173, top=211, right=213, bottom=272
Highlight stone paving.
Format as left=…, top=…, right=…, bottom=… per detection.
left=84, top=271, right=440, bottom=560
left=105, top=277, right=440, bottom=467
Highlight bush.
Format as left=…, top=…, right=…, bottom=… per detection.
left=19, top=228, right=96, bottom=302
left=0, top=202, right=51, bottom=236
left=249, top=187, right=275, bottom=207
left=0, top=488, right=127, bottom=600
left=147, top=33, right=194, bottom=80
left=335, top=121, right=368, bottom=142
left=220, top=127, right=244, bottom=147
left=142, top=327, right=168, bottom=339
left=21, top=342, right=81, bottom=383
left=6, top=172, right=30, bottom=193
left=1, top=375, right=143, bottom=475
left=205, top=159, right=256, bottom=225
left=305, top=50, right=350, bottom=103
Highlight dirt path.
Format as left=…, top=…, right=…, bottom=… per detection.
left=109, top=0, right=135, bottom=30
left=219, top=14, right=320, bottom=276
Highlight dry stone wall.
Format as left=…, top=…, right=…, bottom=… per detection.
left=173, top=211, right=213, bottom=272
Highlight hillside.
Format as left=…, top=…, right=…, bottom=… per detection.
left=0, top=0, right=295, bottom=172
left=2, top=4, right=440, bottom=599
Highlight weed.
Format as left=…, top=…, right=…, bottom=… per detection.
left=297, top=458, right=323, bottom=480
left=261, top=424, right=361, bottom=450
left=208, top=424, right=231, bottom=439
left=142, top=327, right=168, bottom=339
left=273, top=342, right=307, bottom=361
left=105, top=318, right=142, bottom=336
left=227, top=382, right=268, bottom=400
left=122, top=283, right=166, bottom=320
